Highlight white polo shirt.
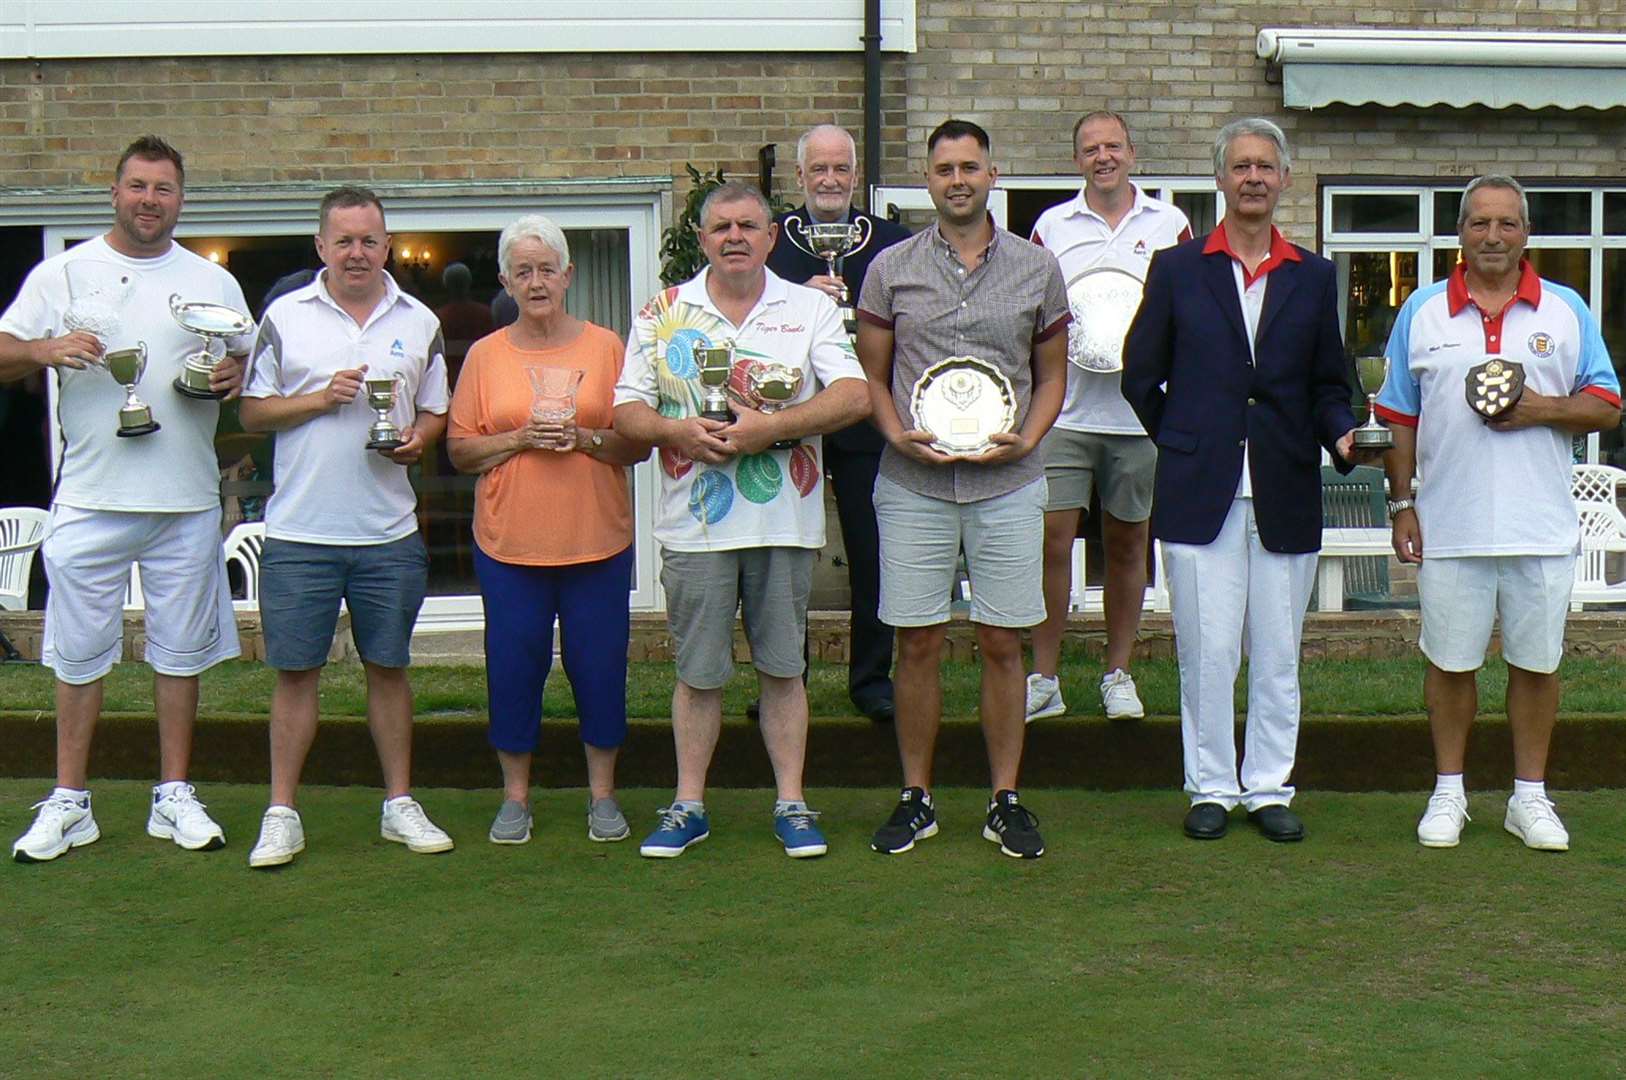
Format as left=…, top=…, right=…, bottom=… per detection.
left=614, top=266, right=864, bottom=553
left=1031, top=185, right=1191, bottom=434
left=1376, top=261, right=1621, bottom=557
left=0, top=236, right=251, bottom=513
left=243, top=271, right=449, bottom=545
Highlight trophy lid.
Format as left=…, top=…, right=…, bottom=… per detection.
left=169, top=295, right=254, bottom=337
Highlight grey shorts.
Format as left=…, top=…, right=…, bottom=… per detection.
left=259, top=534, right=428, bottom=671
left=873, top=475, right=1046, bottom=629
left=659, top=547, right=814, bottom=690
left=1039, top=428, right=1156, bottom=520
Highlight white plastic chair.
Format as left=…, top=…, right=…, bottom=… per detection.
left=0, top=507, right=51, bottom=611
left=1571, top=463, right=1626, bottom=508
left=223, top=521, right=267, bottom=606
left=1572, top=501, right=1626, bottom=608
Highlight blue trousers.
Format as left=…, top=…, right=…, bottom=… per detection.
left=475, top=543, right=633, bottom=753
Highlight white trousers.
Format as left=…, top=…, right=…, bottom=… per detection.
left=1162, top=497, right=1317, bottom=811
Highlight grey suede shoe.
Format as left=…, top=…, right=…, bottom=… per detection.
left=488, top=800, right=532, bottom=845
left=587, top=797, right=630, bottom=842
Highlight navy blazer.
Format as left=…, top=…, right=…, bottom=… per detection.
left=1120, top=233, right=1358, bottom=554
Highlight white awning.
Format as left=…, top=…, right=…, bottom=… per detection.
left=1257, top=28, right=1626, bottom=110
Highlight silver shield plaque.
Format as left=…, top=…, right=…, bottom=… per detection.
left=1066, top=265, right=1145, bottom=373
left=909, top=356, right=1017, bottom=456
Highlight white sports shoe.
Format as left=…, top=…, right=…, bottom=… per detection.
left=1024, top=673, right=1065, bottom=723
left=248, top=806, right=305, bottom=868
left=12, top=791, right=100, bottom=863
left=1100, top=669, right=1146, bottom=720
left=147, top=783, right=226, bottom=851
left=381, top=796, right=454, bottom=854
left=1504, top=792, right=1570, bottom=852
left=1416, top=791, right=1470, bottom=848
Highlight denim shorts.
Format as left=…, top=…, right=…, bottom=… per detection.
left=258, top=533, right=428, bottom=670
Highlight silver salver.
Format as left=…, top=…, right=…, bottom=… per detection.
left=1065, top=265, right=1145, bottom=373
left=909, top=356, right=1017, bottom=456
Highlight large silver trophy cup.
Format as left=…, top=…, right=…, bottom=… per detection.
left=170, top=294, right=253, bottom=399
left=805, top=222, right=864, bottom=338
left=748, top=362, right=806, bottom=449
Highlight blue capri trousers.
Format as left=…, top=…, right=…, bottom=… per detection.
left=474, top=542, right=633, bottom=753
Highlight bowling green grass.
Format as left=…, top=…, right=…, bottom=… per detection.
left=5, top=653, right=1626, bottom=718
left=1, top=781, right=1623, bottom=1079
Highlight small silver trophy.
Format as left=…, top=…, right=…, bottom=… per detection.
left=363, top=374, right=407, bottom=450
left=106, top=343, right=160, bottom=438
left=805, top=222, right=864, bottom=338
left=170, top=294, right=253, bottom=400
left=1352, top=354, right=1394, bottom=450
left=748, top=361, right=806, bottom=449
left=694, top=341, right=736, bottom=424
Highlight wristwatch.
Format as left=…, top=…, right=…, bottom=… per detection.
left=584, top=429, right=605, bottom=450
left=1386, top=498, right=1415, bottom=518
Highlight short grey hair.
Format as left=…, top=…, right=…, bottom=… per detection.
left=796, top=124, right=857, bottom=171
left=1213, top=117, right=1292, bottom=178
left=497, top=214, right=571, bottom=278
left=698, top=181, right=773, bottom=228
left=1458, top=174, right=1530, bottom=230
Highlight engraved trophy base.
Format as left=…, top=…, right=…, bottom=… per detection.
left=116, top=406, right=160, bottom=438
left=366, top=423, right=404, bottom=451
left=173, top=369, right=227, bottom=400
left=365, top=436, right=404, bottom=451
left=1351, top=425, right=1394, bottom=450
left=700, top=405, right=735, bottom=425
left=839, top=303, right=857, bottom=341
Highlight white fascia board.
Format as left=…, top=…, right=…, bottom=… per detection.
left=2, top=1, right=917, bottom=58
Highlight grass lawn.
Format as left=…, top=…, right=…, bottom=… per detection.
left=4, top=654, right=1626, bottom=720
left=2, top=781, right=1623, bottom=1079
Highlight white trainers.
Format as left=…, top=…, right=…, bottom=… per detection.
left=1504, top=792, right=1570, bottom=852
left=1416, top=791, right=1471, bottom=848
left=381, top=796, right=454, bottom=854
left=248, top=806, right=305, bottom=868
left=12, top=791, right=100, bottom=863
left=1024, top=673, right=1065, bottom=723
left=147, top=783, right=226, bottom=851
left=1100, top=669, right=1146, bottom=720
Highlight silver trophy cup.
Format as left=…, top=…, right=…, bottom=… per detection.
left=106, top=343, right=160, bottom=438
left=748, top=361, right=805, bottom=449
left=694, top=341, right=736, bottom=423
left=364, top=374, right=407, bottom=450
left=806, top=222, right=863, bottom=338
left=170, top=294, right=253, bottom=400
left=1352, top=354, right=1394, bottom=450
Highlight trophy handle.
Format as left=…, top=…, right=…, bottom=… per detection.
left=783, top=215, right=818, bottom=259
left=846, top=216, right=874, bottom=257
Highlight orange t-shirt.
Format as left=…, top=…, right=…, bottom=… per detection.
left=448, top=322, right=633, bottom=566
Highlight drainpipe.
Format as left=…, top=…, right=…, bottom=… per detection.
left=862, top=0, right=882, bottom=213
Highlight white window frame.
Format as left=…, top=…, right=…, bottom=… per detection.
left=16, top=182, right=668, bottom=623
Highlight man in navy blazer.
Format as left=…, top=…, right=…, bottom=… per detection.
left=1122, top=117, right=1368, bottom=843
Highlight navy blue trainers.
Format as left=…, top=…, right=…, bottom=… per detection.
left=773, top=802, right=828, bottom=858
left=639, top=804, right=710, bottom=858
left=870, top=787, right=938, bottom=854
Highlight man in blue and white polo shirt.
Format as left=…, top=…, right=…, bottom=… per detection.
left=1375, top=174, right=1621, bottom=852
left=614, top=181, right=869, bottom=860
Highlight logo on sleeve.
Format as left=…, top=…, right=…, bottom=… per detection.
left=1527, top=332, right=1555, bottom=359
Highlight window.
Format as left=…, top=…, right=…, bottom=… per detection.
left=1323, top=183, right=1626, bottom=464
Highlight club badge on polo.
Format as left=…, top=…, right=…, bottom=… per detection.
left=1352, top=354, right=1395, bottom=450
left=364, top=372, right=408, bottom=451
left=910, top=355, right=1016, bottom=455
left=170, top=294, right=253, bottom=400
left=1465, top=357, right=1525, bottom=419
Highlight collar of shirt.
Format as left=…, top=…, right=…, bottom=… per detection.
left=1062, top=183, right=1150, bottom=226
left=677, top=264, right=789, bottom=326
left=1446, top=258, right=1542, bottom=317
left=1203, top=222, right=1300, bottom=288
left=932, top=214, right=998, bottom=268
left=305, top=268, right=404, bottom=330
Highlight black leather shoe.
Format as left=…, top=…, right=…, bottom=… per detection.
left=1248, top=804, right=1305, bottom=842
left=856, top=696, right=895, bottom=723
left=1183, top=802, right=1229, bottom=839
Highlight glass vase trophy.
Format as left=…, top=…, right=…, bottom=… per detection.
left=63, top=260, right=158, bottom=437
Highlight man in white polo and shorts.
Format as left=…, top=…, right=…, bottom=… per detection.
left=2, top=135, right=250, bottom=863
left=614, top=181, right=869, bottom=860
left=1376, top=174, right=1620, bottom=852
left=1026, top=110, right=1190, bottom=723
left=238, top=186, right=453, bottom=868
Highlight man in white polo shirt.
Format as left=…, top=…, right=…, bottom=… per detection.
left=1027, top=110, right=1191, bottom=723
left=1375, top=174, right=1621, bottom=852
left=2, top=136, right=249, bottom=864
left=238, top=186, right=453, bottom=868
left=614, top=181, right=869, bottom=860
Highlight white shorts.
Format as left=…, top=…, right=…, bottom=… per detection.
left=42, top=505, right=241, bottom=685
left=1417, top=554, right=1574, bottom=674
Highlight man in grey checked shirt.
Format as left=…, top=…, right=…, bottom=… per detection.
left=855, top=118, right=1070, bottom=860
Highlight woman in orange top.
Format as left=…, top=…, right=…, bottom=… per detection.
left=447, top=214, right=650, bottom=846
